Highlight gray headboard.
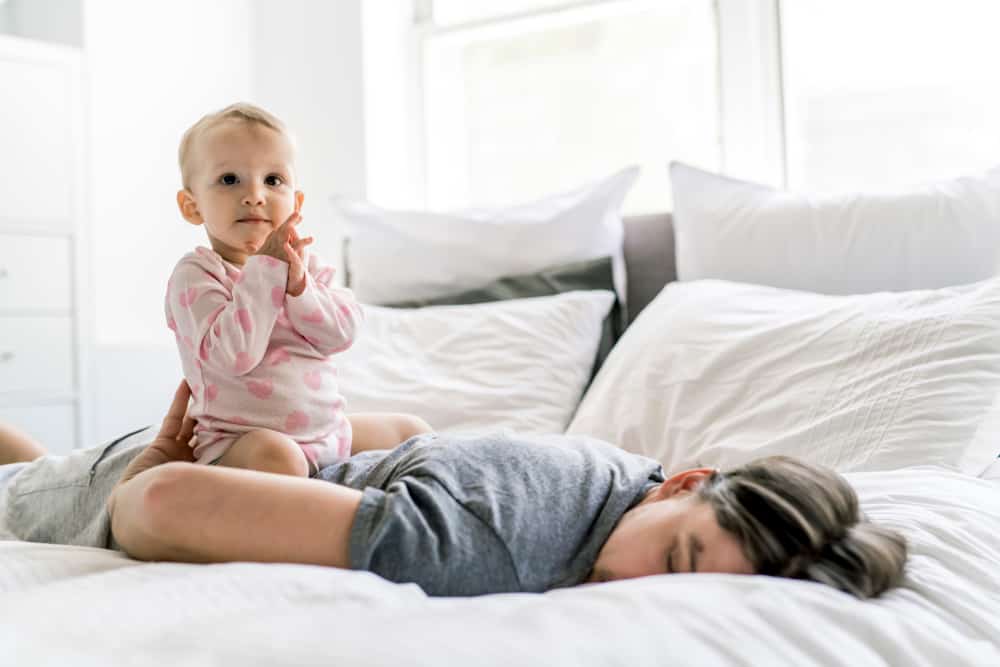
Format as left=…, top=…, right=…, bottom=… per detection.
left=622, top=212, right=676, bottom=323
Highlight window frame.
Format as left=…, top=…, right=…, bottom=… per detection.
left=364, top=0, right=786, bottom=210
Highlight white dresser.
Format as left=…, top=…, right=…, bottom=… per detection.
left=0, top=34, right=89, bottom=454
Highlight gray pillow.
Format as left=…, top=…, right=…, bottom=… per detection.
left=385, top=256, right=623, bottom=378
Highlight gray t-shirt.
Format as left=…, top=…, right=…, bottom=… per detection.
left=318, top=432, right=664, bottom=596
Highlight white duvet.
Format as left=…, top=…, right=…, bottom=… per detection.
left=2, top=466, right=998, bottom=666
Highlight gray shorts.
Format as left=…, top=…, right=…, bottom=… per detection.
left=0, top=427, right=153, bottom=549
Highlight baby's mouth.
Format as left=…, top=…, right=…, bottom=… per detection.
left=237, top=217, right=270, bottom=224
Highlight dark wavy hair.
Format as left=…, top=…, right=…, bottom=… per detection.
left=698, top=456, right=907, bottom=598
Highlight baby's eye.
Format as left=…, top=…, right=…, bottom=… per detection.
left=265, top=174, right=284, bottom=186
left=219, top=173, right=239, bottom=185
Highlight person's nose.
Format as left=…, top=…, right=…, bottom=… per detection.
left=242, top=183, right=266, bottom=207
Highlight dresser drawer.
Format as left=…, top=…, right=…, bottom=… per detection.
left=0, top=403, right=76, bottom=454
left=0, top=316, right=74, bottom=394
left=0, top=234, right=72, bottom=312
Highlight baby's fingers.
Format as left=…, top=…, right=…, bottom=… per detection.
left=293, top=236, right=314, bottom=253
left=277, top=213, right=302, bottom=242
left=285, top=241, right=304, bottom=267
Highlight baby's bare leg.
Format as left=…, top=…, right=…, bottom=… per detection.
left=347, top=413, right=433, bottom=454
left=214, top=429, right=309, bottom=477
left=0, top=421, right=47, bottom=464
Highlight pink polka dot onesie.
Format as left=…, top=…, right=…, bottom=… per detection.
left=165, top=246, right=364, bottom=469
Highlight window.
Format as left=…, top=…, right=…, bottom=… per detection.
left=781, top=0, right=1000, bottom=192
left=430, top=0, right=575, bottom=27
left=420, top=0, right=720, bottom=213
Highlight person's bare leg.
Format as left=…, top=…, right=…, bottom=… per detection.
left=0, top=421, right=47, bottom=464
left=111, top=461, right=362, bottom=565
left=347, top=413, right=433, bottom=454
left=214, top=429, right=309, bottom=477
left=108, top=382, right=362, bottom=565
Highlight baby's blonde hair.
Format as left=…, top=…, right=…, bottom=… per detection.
left=178, top=102, right=292, bottom=188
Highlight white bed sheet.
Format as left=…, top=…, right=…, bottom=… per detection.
left=1, top=465, right=998, bottom=666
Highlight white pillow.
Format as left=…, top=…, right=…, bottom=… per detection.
left=670, top=161, right=1000, bottom=294
left=334, top=166, right=639, bottom=305
left=567, top=278, right=1000, bottom=476
left=338, top=290, right=615, bottom=435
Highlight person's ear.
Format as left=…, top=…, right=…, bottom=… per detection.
left=294, top=190, right=305, bottom=213
left=650, top=467, right=716, bottom=501
left=177, top=189, right=203, bottom=226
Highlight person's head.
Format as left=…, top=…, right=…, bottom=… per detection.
left=176, top=102, right=303, bottom=266
left=589, top=455, right=907, bottom=599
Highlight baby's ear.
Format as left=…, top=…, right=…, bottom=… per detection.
left=294, top=190, right=305, bottom=213
left=176, top=189, right=203, bottom=225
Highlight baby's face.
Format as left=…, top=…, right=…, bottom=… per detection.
left=180, top=121, right=302, bottom=265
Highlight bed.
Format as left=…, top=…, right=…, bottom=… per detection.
left=2, top=205, right=1000, bottom=666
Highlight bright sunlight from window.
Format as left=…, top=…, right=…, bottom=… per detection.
left=782, top=0, right=1000, bottom=192
left=423, top=0, right=719, bottom=214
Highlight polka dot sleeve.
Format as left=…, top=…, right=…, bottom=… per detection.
left=283, top=252, right=364, bottom=356
left=166, top=252, right=288, bottom=377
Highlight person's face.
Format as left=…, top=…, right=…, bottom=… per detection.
left=586, top=469, right=754, bottom=584
left=177, top=121, right=303, bottom=266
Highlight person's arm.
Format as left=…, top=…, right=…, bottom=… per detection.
left=107, top=382, right=362, bottom=566
left=0, top=421, right=47, bottom=464
left=282, top=252, right=364, bottom=356
left=168, top=252, right=286, bottom=377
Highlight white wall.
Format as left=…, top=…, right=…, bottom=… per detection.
left=85, top=0, right=370, bottom=441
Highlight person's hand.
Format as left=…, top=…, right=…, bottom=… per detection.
left=254, top=212, right=313, bottom=296
left=285, top=215, right=313, bottom=296
left=107, top=380, right=197, bottom=518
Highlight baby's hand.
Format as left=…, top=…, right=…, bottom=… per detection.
left=255, top=212, right=300, bottom=264
left=285, top=215, right=313, bottom=296
left=254, top=212, right=313, bottom=295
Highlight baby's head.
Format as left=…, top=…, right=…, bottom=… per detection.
left=176, top=102, right=304, bottom=265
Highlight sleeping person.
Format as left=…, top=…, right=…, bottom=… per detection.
left=168, top=102, right=429, bottom=476
left=0, top=382, right=908, bottom=599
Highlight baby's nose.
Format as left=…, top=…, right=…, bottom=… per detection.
left=242, top=186, right=265, bottom=206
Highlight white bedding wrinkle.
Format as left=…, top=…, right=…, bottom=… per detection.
left=1, top=466, right=998, bottom=666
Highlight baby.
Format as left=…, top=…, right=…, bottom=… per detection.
left=166, top=102, right=430, bottom=476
